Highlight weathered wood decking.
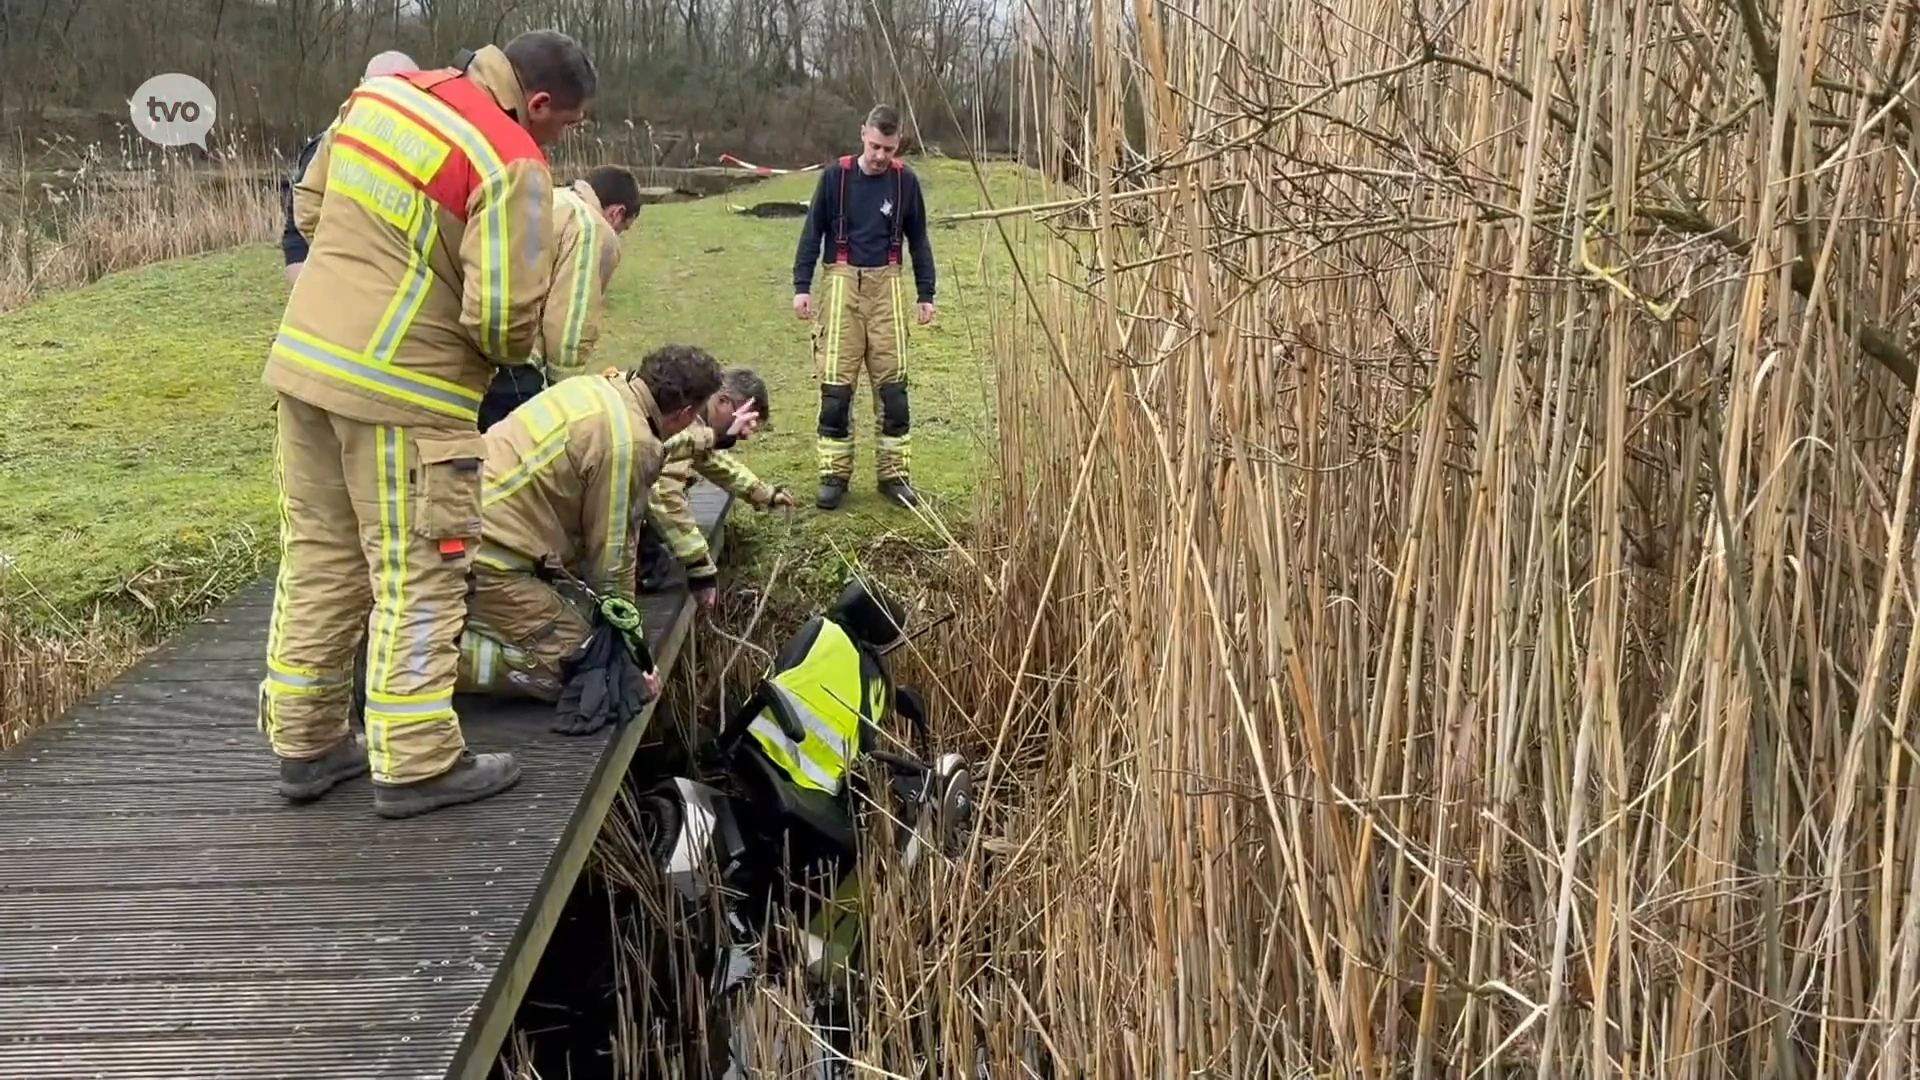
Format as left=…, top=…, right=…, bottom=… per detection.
left=0, top=483, right=732, bottom=1079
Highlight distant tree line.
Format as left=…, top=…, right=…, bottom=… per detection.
left=0, top=0, right=1023, bottom=166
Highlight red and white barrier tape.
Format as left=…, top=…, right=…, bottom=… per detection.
left=717, top=153, right=826, bottom=176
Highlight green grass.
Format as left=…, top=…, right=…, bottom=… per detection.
left=604, top=157, right=1028, bottom=596
left=0, top=247, right=285, bottom=631
left=0, top=156, right=1037, bottom=633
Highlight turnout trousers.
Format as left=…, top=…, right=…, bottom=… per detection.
left=455, top=565, right=594, bottom=703
left=259, top=394, right=485, bottom=785
left=812, top=263, right=911, bottom=483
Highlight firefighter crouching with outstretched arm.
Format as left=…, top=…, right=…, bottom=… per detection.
left=455, top=346, right=724, bottom=724
left=792, top=104, right=936, bottom=512
left=640, top=367, right=797, bottom=607
left=478, top=164, right=644, bottom=432
left=261, top=31, right=596, bottom=820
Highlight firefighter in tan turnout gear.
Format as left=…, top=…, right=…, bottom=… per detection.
left=478, top=164, right=644, bottom=432
left=456, top=346, right=724, bottom=707
left=641, top=367, right=796, bottom=607
left=260, top=31, right=597, bottom=820
left=792, top=104, right=937, bottom=511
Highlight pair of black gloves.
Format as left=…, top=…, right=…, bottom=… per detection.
left=552, top=602, right=659, bottom=737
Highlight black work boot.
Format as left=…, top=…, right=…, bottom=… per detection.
left=817, top=477, right=849, bottom=510
left=878, top=477, right=920, bottom=508
left=372, top=750, right=521, bottom=819
left=277, top=736, right=369, bottom=804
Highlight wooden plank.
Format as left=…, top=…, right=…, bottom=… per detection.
left=0, top=483, right=733, bottom=1080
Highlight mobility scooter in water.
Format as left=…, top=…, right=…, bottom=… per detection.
left=629, top=577, right=975, bottom=1078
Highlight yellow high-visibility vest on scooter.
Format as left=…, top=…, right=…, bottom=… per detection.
left=747, top=617, right=891, bottom=795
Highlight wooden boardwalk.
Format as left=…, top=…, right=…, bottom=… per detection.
left=0, top=484, right=732, bottom=1080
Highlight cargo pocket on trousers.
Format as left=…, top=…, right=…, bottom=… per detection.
left=411, top=432, right=487, bottom=543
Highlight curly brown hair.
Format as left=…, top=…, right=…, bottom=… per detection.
left=633, top=344, right=723, bottom=415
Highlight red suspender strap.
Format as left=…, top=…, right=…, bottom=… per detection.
left=832, top=155, right=907, bottom=267
left=888, top=161, right=904, bottom=265
left=835, top=155, right=854, bottom=264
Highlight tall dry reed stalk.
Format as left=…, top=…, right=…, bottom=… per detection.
left=0, top=606, right=140, bottom=752
left=0, top=133, right=282, bottom=313
left=662, top=0, right=1920, bottom=1077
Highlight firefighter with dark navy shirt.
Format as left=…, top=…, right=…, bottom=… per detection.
left=790, top=104, right=936, bottom=511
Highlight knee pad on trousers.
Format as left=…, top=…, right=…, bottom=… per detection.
left=877, top=381, right=911, bottom=437
left=817, top=384, right=854, bottom=440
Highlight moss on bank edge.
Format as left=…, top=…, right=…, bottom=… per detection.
left=0, top=247, right=284, bottom=634
left=0, top=157, right=1037, bottom=639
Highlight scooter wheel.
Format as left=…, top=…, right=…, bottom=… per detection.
left=632, top=792, right=684, bottom=864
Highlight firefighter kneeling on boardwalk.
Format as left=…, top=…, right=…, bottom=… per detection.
left=455, top=346, right=723, bottom=735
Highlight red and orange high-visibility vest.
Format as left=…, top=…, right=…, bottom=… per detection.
left=338, top=67, right=547, bottom=226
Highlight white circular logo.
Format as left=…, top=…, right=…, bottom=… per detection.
left=129, top=73, right=218, bottom=148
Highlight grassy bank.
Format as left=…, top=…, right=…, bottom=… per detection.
left=0, top=156, right=1030, bottom=741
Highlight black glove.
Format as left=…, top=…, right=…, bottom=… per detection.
left=553, top=617, right=657, bottom=737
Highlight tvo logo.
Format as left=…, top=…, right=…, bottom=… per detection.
left=129, top=73, right=218, bottom=148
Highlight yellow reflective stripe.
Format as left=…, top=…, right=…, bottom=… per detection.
left=824, top=273, right=847, bottom=383
left=551, top=375, right=610, bottom=415
left=475, top=634, right=499, bottom=689
left=695, top=449, right=764, bottom=501
left=264, top=429, right=297, bottom=729
left=267, top=657, right=336, bottom=680
left=266, top=667, right=349, bottom=692
left=770, top=680, right=856, bottom=754
left=367, top=690, right=454, bottom=715
left=272, top=328, right=482, bottom=421
left=366, top=706, right=457, bottom=725
left=368, top=428, right=407, bottom=778
left=654, top=497, right=709, bottom=560
left=766, top=683, right=854, bottom=772
left=749, top=715, right=841, bottom=792
left=555, top=190, right=600, bottom=366
left=588, top=377, right=635, bottom=588
left=368, top=195, right=440, bottom=363
left=475, top=539, right=537, bottom=572
left=356, top=78, right=515, bottom=358
left=482, top=427, right=569, bottom=506
left=892, top=273, right=907, bottom=378
left=328, top=144, right=424, bottom=230
left=336, top=96, right=451, bottom=182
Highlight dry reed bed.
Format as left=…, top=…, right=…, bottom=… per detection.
left=0, top=609, right=141, bottom=752
left=0, top=136, right=283, bottom=312
left=621, top=0, right=1920, bottom=1077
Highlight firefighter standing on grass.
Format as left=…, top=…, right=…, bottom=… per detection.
left=260, top=32, right=596, bottom=820
left=791, top=104, right=936, bottom=511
